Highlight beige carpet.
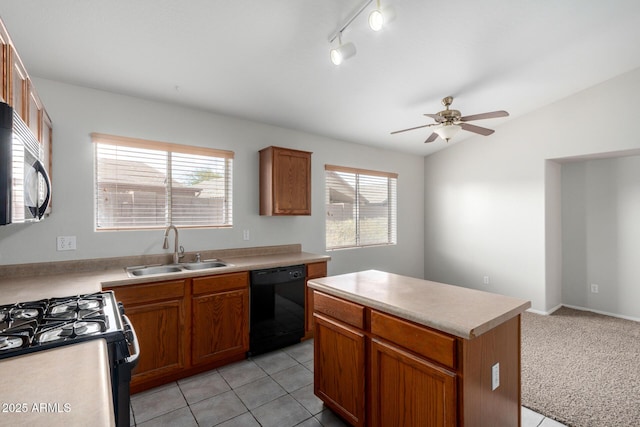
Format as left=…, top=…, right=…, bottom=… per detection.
left=521, top=307, right=640, bottom=427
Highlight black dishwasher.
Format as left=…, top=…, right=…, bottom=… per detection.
left=249, top=264, right=306, bottom=356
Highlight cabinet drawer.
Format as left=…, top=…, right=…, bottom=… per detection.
left=371, top=310, right=456, bottom=369
left=314, top=291, right=364, bottom=329
left=108, top=280, right=185, bottom=306
left=306, top=262, right=327, bottom=279
left=192, top=272, right=248, bottom=295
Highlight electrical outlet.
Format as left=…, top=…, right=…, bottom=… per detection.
left=591, top=283, right=599, bottom=293
left=56, top=236, right=77, bottom=251
left=492, top=363, right=500, bottom=391
left=483, top=276, right=490, bottom=285
left=243, top=229, right=250, bottom=241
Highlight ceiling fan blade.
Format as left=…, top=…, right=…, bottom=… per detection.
left=424, top=132, right=438, bottom=143
left=424, top=113, right=444, bottom=122
left=390, top=124, right=431, bottom=135
left=460, top=122, right=495, bottom=136
left=460, top=110, right=509, bottom=122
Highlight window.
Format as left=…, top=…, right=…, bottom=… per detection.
left=92, top=133, right=233, bottom=230
left=325, top=165, right=397, bottom=250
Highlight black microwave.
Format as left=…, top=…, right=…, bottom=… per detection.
left=0, top=101, right=51, bottom=225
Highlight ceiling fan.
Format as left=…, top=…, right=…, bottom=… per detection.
left=391, top=96, right=509, bottom=143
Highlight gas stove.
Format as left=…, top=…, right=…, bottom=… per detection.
left=0, top=291, right=125, bottom=358
left=0, top=291, right=138, bottom=427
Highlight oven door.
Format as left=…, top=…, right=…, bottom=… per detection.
left=111, top=314, right=140, bottom=427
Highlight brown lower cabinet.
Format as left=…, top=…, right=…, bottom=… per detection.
left=191, top=273, right=249, bottom=366
left=314, top=314, right=366, bottom=426
left=106, top=272, right=249, bottom=393
left=304, top=261, right=327, bottom=339
left=105, top=279, right=189, bottom=392
left=313, top=290, right=521, bottom=427
left=106, top=262, right=326, bottom=393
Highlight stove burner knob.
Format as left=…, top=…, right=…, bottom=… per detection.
left=118, top=302, right=126, bottom=315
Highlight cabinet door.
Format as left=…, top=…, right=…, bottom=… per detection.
left=107, top=280, right=188, bottom=391
left=314, top=313, right=366, bottom=427
left=260, top=146, right=312, bottom=216
left=273, top=147, right=311, bottom=215
left=370, top=338, right=457, bottom=427
left=0, top=23, right=9, bottom=102
left=192, top=287, right=249, bottom=365
left=9, top=46, right=27, bottom=120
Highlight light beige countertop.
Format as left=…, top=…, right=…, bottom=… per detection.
left=0, top=339, right=115, bottom=427
left=0, top=245, right=330, bottom=305
left=308, top=269, right=531, bottom=339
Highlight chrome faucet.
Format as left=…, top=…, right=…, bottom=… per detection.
left=162, top=224, right=182, bottom=264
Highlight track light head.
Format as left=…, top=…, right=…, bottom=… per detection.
left=368, top=9, right=384, bottom=31
left=330, top=42, right=357, bottom=65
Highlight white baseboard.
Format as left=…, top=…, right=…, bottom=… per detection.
left=526, top=304, right=563, bottom=316
left=561, top=304, right=640, bottom=323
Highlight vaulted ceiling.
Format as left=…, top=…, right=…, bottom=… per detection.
left=2, top=1, right=640, bottom=155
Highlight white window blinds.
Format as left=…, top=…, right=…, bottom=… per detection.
left=92, top=133, right=233, bottom=230
left=325, top=165, right=397, bottom=250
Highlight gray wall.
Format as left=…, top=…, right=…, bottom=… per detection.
left=562, top=156, right=640, bottom=319
left=424, top=66, right=640, bottom=315
left=0, top=78, right=425, bottom=279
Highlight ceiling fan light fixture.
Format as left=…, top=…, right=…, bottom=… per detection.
left=434, top=124, right=461, bottom=142
left=330, top=41, right=356, bottom=65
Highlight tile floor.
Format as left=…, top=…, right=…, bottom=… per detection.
left=130, top=339, right=567, bottom=427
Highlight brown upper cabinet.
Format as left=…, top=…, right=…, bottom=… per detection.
left=259, top=146, right=312, bottom=216
left=8, top=45, right=28, bottom=121
left=0, top=24, right=9, bottom=103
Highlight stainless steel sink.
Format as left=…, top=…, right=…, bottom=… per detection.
left=126, top=265, right=183, bottom=277
left=125, top=259, right=229, bottom=277
left=181, top=261, right=228, bottom=270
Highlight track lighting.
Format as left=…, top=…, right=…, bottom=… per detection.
left=328, top=0, right=393, bottom=65
left=330, top=34, right=357, bottom=65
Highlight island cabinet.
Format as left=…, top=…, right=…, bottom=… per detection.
left=313, top=292, right=366, bottom=426
left=369, top=311, right=457, bottom=427
left=106, top=279, right=189, bottom=393
left=312, top=281, right=526, bottom=427
left=259, top=146, right=312, bottom=216
left=191, top=272, right=249, bottom=366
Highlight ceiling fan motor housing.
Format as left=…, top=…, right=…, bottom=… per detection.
left=437, top=110, right=461, bottom=124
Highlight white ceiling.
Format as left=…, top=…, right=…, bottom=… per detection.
left=2, top=1, right=640, bottom=156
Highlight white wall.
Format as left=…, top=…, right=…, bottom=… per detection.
left=424, top=66, right=640, bottom=313
left=0, top=79, right=425, bottom=279
left=562, top=156, right=640, bottom=319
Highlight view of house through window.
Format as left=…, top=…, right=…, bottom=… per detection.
left=92, top=133, right=233, bottom=230
left=325, top=164, right=397, bottom=250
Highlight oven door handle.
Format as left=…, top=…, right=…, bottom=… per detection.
left=122, top=314, right=140, bottom=367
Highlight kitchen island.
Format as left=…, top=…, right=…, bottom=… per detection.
left=308, top=270, right=531, bottom=427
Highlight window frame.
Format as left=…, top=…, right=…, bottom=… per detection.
left=91, top=133, right=233, bottom=231
left=325, top=164, right=398, bottom=251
